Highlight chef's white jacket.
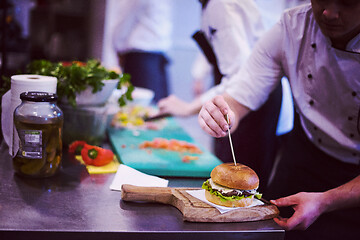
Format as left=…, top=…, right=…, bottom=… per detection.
left=226, top=3, right=360, bottom=164
left=198, top=0, right=264, bottom=103
left=197, top=0, right=293, bottom=135
left=112, top=0, right=172, bottom=54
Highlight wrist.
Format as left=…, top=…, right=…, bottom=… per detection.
left=315, top=176, right=360, bottom=214
left=182, top=104, right=193, bottom=116
left=187, top=98, right=203, bottom=115
left=319, top=191, right=333, bottom=214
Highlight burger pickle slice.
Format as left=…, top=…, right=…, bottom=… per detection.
left=202, top=179, right=262, bottom=202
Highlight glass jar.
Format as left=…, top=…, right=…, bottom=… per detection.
left=12, top=92, right=63, bottom=178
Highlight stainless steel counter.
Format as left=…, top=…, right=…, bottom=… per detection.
left=0, top=142, right=284, bottom=240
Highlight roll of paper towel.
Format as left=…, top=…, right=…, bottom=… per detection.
left=1, top=74, right=57, bottom=155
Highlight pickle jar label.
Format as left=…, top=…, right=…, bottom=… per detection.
left=18, top=130, right=43, bottom=159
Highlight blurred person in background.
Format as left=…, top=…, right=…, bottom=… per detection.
left=158, top=0, right=287, bottom=192
left=113, top=0, right=172, bottom=102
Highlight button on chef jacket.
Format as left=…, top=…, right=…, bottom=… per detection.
left=226, top=3, right=360, bottom=164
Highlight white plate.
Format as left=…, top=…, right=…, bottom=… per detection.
left=62, top=79, right=119, bottom=106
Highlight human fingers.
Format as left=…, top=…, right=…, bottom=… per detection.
left=211, top=95, right=232, bottom=131
left=270, top=193, right=301, bottom=207
left=273, top=194, right=320, bottom=231
left=158, top=95, right=180, bottom=114
left=157, top=96, right=169, bottom=110
left=271, top=196, right=302, bottom=230
left=204, top=98, right=229, bottom=134
left=198, top=101, right=228, bottom=138
left=158, top=103, right=170, bottom=114
left=273, top=216, right=304, bottom=231
left=277, top=207, right=312, bottom=231
left=212, top=95, right=230, bottom=115
left=198, top=110, right=223, bottom=137
left=157, top=95, right=174, bottom=108
left=273, top=216, right=290, bottom=230
left=273, top=213, right=304, bottom=231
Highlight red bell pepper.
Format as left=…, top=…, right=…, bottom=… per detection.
left=81, top=144, right=114, bottom=166
left=69, top=141, right=87, bottom=155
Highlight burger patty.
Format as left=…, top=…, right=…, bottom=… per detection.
left=204, top=179, right=258, bottom=197
left=220, top=189, right=253, bottom=197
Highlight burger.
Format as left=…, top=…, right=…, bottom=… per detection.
left=202, top=163, right=262, bottom=207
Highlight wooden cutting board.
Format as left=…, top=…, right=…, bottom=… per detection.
left=121, top=184, right=279, bottom=222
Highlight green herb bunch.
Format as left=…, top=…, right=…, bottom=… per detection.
left=26, top=59, right=134, bottom=107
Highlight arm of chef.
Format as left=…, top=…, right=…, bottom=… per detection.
left=271, top=176, right=360, bottom=231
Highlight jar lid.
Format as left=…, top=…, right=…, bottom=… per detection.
left=20, top=91, right=58, bottom=102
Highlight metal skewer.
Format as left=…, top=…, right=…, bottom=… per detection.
left=226, top=114, right=237, bottom=166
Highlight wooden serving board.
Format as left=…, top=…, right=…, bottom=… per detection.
left=121, top=184, right=279, bottom=222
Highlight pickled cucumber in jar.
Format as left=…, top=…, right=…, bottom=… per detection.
left=12, top=92, right=63, bottom=178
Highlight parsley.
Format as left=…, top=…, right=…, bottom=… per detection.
left=26, top=59, right=133, bottom=107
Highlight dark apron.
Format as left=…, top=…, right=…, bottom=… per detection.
left=120, top=51, right=169, bottom=102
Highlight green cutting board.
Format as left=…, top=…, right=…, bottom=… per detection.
left=108, top=118, right=222, bottom=177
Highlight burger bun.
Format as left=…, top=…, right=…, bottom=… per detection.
left=210, top=163, right=259, bottom=190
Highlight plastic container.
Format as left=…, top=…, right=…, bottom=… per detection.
left=60, top=104, right=109, bottom=146
left=12, top=92, right=63, bottom=178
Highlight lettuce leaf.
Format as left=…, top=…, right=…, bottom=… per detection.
left=202, top=180, right=262, bottom=202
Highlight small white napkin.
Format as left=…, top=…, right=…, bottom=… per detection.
left=110, top=164, right=169, bottom=191
left=186, top=189, right=264, bottom=214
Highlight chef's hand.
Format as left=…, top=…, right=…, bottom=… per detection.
left=198, top=95, right=235, bottom=138
left=158, top=95, right=193, bottom=117
left=271, top=192, right=326, bottom=231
